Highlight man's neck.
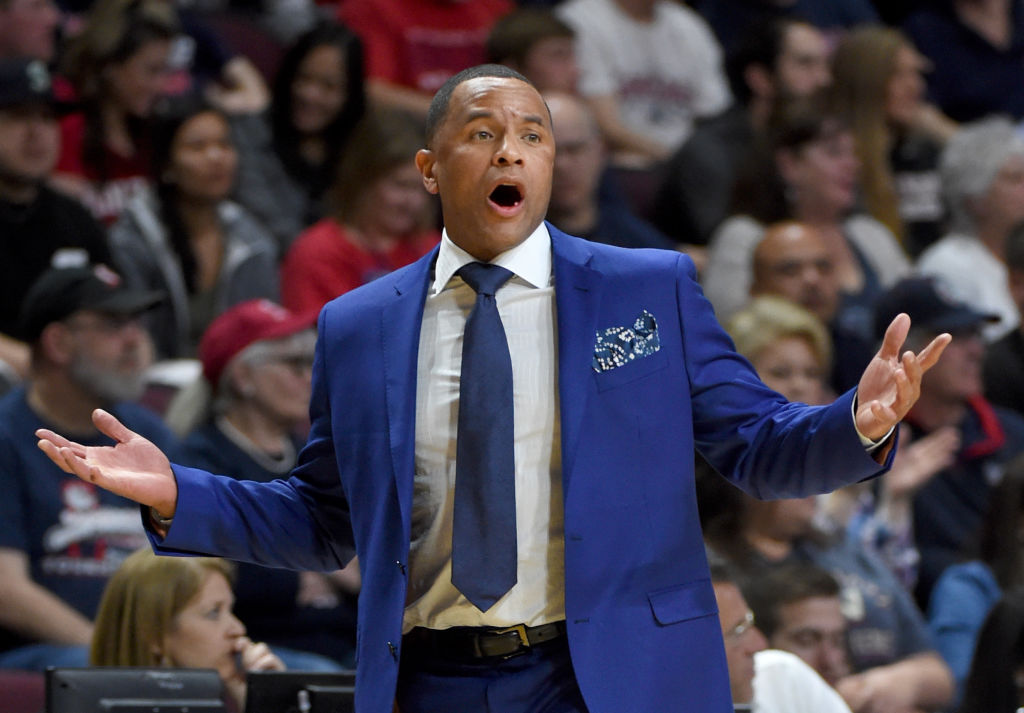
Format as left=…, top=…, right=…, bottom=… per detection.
left=27, top=372, right=104, bottom=435
left=0, top=175, right=41, bottom=205
left=908, top=393, right=969, bottom=432
left=613, top=0, right=657, bottom=21
left=220, top=404, right=293, bottom=454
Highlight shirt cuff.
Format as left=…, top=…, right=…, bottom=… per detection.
left=852, top=396, right=895, bottom=452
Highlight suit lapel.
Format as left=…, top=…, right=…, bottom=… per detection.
left=381, top=247, right=437, bottom=530
left=550, top=226, right=602, bottom=489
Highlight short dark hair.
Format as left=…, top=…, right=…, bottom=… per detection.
left=742, top=563, right=840, bottom=638
left=486, top=9, right=574, bottom=68
left=425, top=64, right=534, bottom=147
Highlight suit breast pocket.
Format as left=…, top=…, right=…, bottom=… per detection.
left=594, top=349, right=669, bottom=392
left=647, top=579, right=718, bottom=626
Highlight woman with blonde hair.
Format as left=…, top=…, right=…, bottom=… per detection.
left=829, top=25, right=955, bottom=257
left=92, top=548, right=284, bottom=710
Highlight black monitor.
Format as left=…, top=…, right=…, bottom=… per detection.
left=46, top=667, right=226, bottom=713
left=244, top=671, right=355, bottom=713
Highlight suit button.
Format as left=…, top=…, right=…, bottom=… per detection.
left=396, top=560, right=406, bottom=575
left=387, top=641, right=397, bottom=660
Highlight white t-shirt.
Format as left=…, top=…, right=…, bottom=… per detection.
left=752, top=649, right=853, bottom=713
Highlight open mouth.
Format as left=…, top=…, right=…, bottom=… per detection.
left=489, top=184, right=523, bottom=209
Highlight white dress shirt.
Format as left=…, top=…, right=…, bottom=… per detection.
left=404, top=223, right=566, bottom=632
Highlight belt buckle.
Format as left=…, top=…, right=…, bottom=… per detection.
left=489, top=623, right=530, bottom=659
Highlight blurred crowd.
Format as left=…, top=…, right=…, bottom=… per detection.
left=2, top=0, right=1024, bottom=711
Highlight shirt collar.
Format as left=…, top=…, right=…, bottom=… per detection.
left=431, top=222, right=552, bottom=294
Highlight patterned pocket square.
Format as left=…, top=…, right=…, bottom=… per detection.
left=592, top=310, right=661, bottom=373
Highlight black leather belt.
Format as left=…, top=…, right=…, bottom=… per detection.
left=404, top=621, right=567, bottom=661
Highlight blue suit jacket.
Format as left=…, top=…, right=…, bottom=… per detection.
left=157, top=226, right=890, bottom=713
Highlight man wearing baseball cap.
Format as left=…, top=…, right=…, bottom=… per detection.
left=873, top=276, right=1024, bottom=608
left=0, top=57, right=111, bottom=391
left=0, top=264, right=178, bottom=671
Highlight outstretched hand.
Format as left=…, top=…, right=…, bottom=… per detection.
left=856, top=313, right=951, bottom=442
left=36, top=409, right=177, bottom=517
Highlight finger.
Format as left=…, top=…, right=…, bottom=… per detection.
left=37, top=438, right=75, bottom=474
left=878, top=313, right=911, bottom=361
left=92, top=409, right=139, bottom=444
left=35, top=428, right=86, bottom=454
left=915, top=333, right=952, bottom=371
left=59, top=446, right=108, bottom=486
left=901, top=350, right=923, bottom=387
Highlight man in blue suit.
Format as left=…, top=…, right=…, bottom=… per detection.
left=38, top=65, right=949, bottom=713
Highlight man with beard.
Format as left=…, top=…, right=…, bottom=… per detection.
left=0, top=265, right=177, bottom=671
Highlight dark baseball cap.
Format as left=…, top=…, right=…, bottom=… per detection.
left=873, top=275, right=1000, bottom=340
left=19, top=265, right=164, bottom=341
left=0, top=57, right=58, bottom=111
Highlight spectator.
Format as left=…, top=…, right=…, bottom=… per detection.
left=91, top=548, right=285, bottom=711
left=917, top=117, right=1024, bottom=343
left=0, top=265, right=177, bottom=671
left=0, top=0, right=59, bottom=63
left=52, top=0, right=179, bottom=224
left=928, top=457, right=1024, bottom=705
left=485, top=7, right=579, bottom=94
left=181, top=299, right=358, bottom=669
left=873, top=276, right=1024, bottom=605
left=984, top=220, right=1024, bottom=418
left=708, top=552, right=853, bottom=713
left=651, top=17, right=831, bottom=250
left=543, top=91, right=677, bottom=253
left=340, top=0, right=512, bottom=119
left=0, top=58, right=112, bottom=391
left=556, top=0, right=731, bottom=168
left=109, top=97, right=279, bottom=359
left=281, top=107, right=438, bottom=315
left=231, top=21, right=366, bottom=251
left=957, top=591, right=1024, bottom=713
left=829, top=25, right=954, bottom=259
left=703, top=101, right=910, bottom=334
left=904, top=0, right=1024, bottom=124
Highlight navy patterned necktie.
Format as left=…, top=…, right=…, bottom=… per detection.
left=452, top=261, right=517, bottom=611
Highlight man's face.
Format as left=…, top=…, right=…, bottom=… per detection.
left=0, top=0, right=59, bottom=62
left=416, top=76, right=555, bottom=262
left=61, top=310, right=152, bottom=404
left=752, top=223, right=839, bottom=322
left=770, top=595, right=850, bottom=686
left=920, top=326, right=985, bottom=404
left=0, top=103, right=59, bottom=191
left=714, top=581, right=767, bottom=704
left=521, top=37, right=579, bottom=94
left=548, top=93, right=604, bottom=217
left=774, top=23, right=831, bottom=99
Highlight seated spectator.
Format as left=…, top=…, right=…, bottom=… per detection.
left=708, top=552, right=853, bottom=713
left=0, top=58, right=112, bottom=391
left=231, top=21, right=367, bottom=251
left=904, top=0, right=1024, bottom=124
left=180, top=299, right=358, bottom=668
left=829, top=25, right=954, bottom=259
left=703, top=101, right=910, bottom=331
left=917, top=117, right=1024, bottom=342
left=91, top=548, right=285, bottom=711
left=984, top=220, right=1024, bottom=418
left=281, top=108, right=438, bottom=314
left=339, top=0, right=512, bottom=119
left=52, top=0, right=179, bottom=224
left=651, top=17, right=831, bottom=249
left=109, top=97, right=279, bottom=359
left=0, top=0, right=59, bottom=62
left=0, top=265, right=178, bottom=671
left=543, top=91, right=678, bottom=253
left=957, top=591, right=1024, bottom=713
left=928, top=458, right=1024, bottom=705
left=486, top=8, right=579, bottom=94
left=556, top=0, right=731, bottom=169
left=873, top=277, right=1024, bottom=605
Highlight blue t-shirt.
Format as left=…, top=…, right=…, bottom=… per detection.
left=0, top=388, right=179, bottom=652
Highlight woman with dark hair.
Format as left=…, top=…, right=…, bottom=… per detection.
left=702, top=101, right=910, bottom=336
left=929, top=458, right=1024, bottom=704
left=109, top=97, right=279, bottom=358
left=280, top=107, right=439, bottom=314
left=231, top=20, right=367, bottom=250
left=52, top=0, right=179, bottom=224
left=958, top=591, right=1024, bottom=713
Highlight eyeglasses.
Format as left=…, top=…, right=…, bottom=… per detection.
left=258, top=353, right=314, bottom=374
left=725, top=610, right=756, bottom=641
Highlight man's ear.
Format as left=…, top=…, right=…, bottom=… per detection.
left=744, top=64, right=775, bottom=102
left=416, top=148, right=439, bottom=195
left=39, top=322, right=74, bottom=367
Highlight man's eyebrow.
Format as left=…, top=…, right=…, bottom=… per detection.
left=464, top=109, right=494, bottom=124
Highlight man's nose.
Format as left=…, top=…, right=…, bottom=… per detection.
left=494, top=136, right=524, bottom=165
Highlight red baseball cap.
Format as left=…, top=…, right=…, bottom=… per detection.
left=199, top=299, right=317, bottom=388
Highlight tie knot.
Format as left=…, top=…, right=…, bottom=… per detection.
left=458, top=262, right=514, bottom=297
